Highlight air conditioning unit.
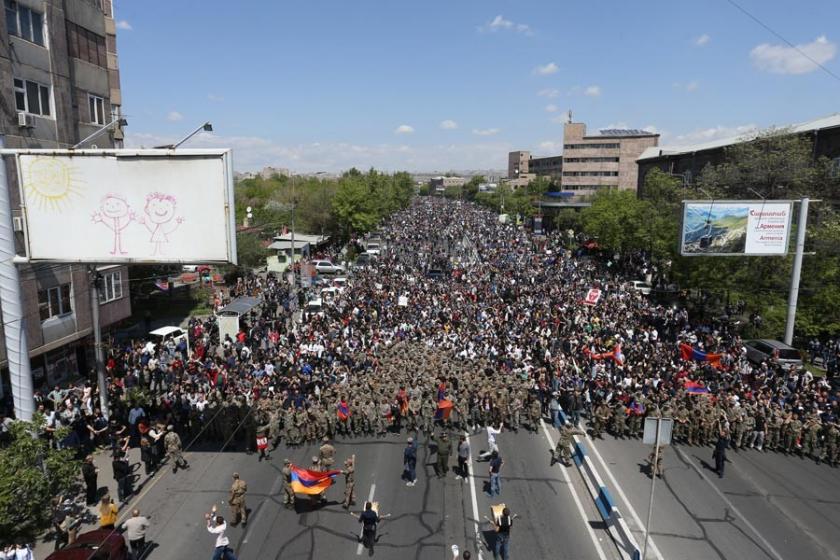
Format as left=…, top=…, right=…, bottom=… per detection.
left=17, top=112, right=34, bottom=128
left=12, top=217, right=23, bottom=232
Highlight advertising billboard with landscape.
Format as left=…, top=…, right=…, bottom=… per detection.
left=10, top=149, right=237, bottom=264
left=680, top=200, right=792, bottom=256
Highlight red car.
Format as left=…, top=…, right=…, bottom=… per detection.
left=46, top=529, right=128, bottom=560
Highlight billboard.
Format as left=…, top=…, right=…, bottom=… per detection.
left=9, top=149, right=236, bottom=264
left=680, top=200, right=792, bottom=256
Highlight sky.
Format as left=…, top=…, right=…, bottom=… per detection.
left=115, top=0, right=840, bottom=173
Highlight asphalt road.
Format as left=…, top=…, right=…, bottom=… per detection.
left=120, top=423, right=616, bottom=560
left=585, top=432, right=840, bottom=560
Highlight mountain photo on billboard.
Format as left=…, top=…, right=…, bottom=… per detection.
left=683, top=204, right=748, bottom=254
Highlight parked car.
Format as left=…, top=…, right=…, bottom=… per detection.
left=46, top=529, right=128, bottom=560
left=744, top=339, right=803, bottom=368
left=304, top=298, right=324, bottom=319
left=312, top=260, right=345, bottom=275
left=147, top=326, right=190, bottom=354
left=365, top=242, right=382, bottom=256
left=332, top=277, right=348, bottom=292
left=627, top=280, right=652, bottom=296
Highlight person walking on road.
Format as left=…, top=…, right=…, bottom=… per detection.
left=456, top=435, right=470, bottom=481
left=81, top=455, right=98, bottom=505
left=492, top=507, right=514, bottom=560
left=487, top=451, right=503, bottom=497
left=281, top=459, right=296, bottom=509
left=435, top=432, right=451, bottom=478
left=342, top=455, right=356, bottom=509
left=228, top=473, right=248, bottom=527
left=403, top=437, right=417, bottom=486
left=164, top=425, right=189, bottom=473
left=205, top=506, right=237, bottom=560
left=479, top=423, right=502, bottom=460
left=112, top=450, right=133, bottom=503
left=121, top=509, right=151, bottom=559
left=713, top=428, right=730, bottom=479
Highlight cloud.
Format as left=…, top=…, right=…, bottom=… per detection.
left=473, top=128, right=500, bottom=136
left=694, top=33, right=710, bottom=46
left=479, top=15, right=533, bottom=36
left=439, top=120, right=458, bottom=130
left=207, top=94, right=224, bottom=102
left=394, top=124, right=414, bottom=134
left=533, top=62, right=559, bottom=76
left=545, top=104, right=558, bottom=113
left=584, top=85, right=601, bottom=97
left=166, top=111, right=184, bottom=122
left=537, top=88, right=561, bottom=98
left=750, top=35, right=837, bottom=74
left=116, top=20, right=132, bottom=30
left=671, top=124, right=757, bottom=146
left=125, top=131, right=512, bottom=173
left=674, top=80, right=700, bottom=92
left=537, top=141, right=562, bottom=153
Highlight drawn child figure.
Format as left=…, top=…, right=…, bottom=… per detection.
left=138, top=192, right=184, bottom=256
left=91, top=193, right=134, bottom=255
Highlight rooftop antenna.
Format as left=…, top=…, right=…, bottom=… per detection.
left=567, top=110, right=573, bottom=124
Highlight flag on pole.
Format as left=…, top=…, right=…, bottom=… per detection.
left=684, top=380, right=710, bottom=395
left=337, top=401, right=351, bottom=421
left=289, top=465, right=341, bottom=495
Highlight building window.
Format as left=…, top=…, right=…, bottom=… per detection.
left=66, top=21, right=107, bottom=67
left=564, top=143, right=621, bottom=150
left=562, top=171, right=619, bottom=177
left=38, top=284, right=72, bottom=321
left=99, top=271, right=123, bottom=303
left=14, top=77, right=51, bottom=116
left=88, top=94, right=105, bottom=125
left=830, top=156, right=840, bottom=179
left=5, top=0, right=45, bottom=46
left=565, top=157, right=620, bottom=163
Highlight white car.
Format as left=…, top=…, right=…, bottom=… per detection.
left=365, top=242, right=381, bottom=256
left=332, top=277, right=348, bottom=292
left=627, top=280, right=652, bottom=295
left=147, top=326, right=190, bottom=355
left=312, top=260, right=346, bottom=275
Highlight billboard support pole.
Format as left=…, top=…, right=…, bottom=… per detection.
left=0, top=138, right=35, bottom=420
left=784, top=197, right=809, bottom=346
left=89, top=266, right=110, bottom=418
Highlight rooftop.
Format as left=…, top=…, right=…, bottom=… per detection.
left=637, top=113, right=840, bottom=161
left=595, top=128, right=659, bottom=137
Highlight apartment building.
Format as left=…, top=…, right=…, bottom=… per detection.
left=561, top=123, right=658, bottom=194
left=506, top=151, right=561, bottom=189
left=0, top=0, right=130, bottom=404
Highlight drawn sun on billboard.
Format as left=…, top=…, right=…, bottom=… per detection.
left=23, top=156, right=83, bottom=212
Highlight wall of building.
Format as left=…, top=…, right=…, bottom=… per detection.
left=0, top=0, right=130, bottom=398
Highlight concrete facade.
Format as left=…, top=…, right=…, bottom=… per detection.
left=430, top=176, right=466, bottom=189
left=508, top=150, right=530, bottom=178
left=561, top=123, right=658, bottom=195
left=0, top=0, right=130, bottom=401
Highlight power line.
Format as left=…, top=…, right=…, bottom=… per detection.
left=724, top=0, right=840, bottom=83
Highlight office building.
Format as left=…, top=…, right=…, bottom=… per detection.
left=0, top=0, right=130, bottom=403
left=561, top=123, right=658, bottom=195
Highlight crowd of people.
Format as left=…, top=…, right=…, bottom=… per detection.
left=5, top=196, right=840, bottom=555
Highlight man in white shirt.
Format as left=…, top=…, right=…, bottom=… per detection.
left=122, top=509, right=151, bottom=557
left=479, top=423, right=502, bottom=460
left=206, top=509, right=235, bottom=560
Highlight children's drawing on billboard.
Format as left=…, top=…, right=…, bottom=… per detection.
left=23, top=156, right=83, bottom=211
left=138, top=193, right=184, bottom=256
left=91, top=193, right=135, bottom=255
left=13, top=151, right=236, bottom=264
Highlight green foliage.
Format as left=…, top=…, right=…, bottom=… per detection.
left=331, top=170, right=413, bottom=235
left=0, top=416, right=80, bottom=541
left=236, top=232, right=266, bottom=269
left=463, top=176, right=485, bottom=201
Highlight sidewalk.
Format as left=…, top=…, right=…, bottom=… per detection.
left=36, top=445, right=157, bottom=551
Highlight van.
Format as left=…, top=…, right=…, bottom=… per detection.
left=147, top=326, right=190, bottom=355
left=744, top=339, right=803, bottom=368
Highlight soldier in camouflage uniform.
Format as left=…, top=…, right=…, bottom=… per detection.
left=529, top=397, right=542, bottom=432
left=824, top=420, right=839, bottom=467
left=802, top=414, right=822, bottom=462
left=611, top=401, right=627, bottom=439
left=740, top=408, right=755, bottom=450
left=591, top=401, right=611, bottom=439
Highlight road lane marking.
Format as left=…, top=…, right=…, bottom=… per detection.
left=356, top=483, right=376, bottom=555
left=241, top=472, right=283, bottom=546
left=540, top=421, right=609, bottom=560
left=464, top=431, right=484, bottom=560
left=673, top=447, right=785, bottom=560
left=585, top=434, right=665, bottom=560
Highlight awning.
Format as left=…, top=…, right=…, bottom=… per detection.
left=217, top=296, right=262, bottom=316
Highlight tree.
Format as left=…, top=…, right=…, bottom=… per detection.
left=463, top=176, right=485, bottom=201
left=236, top=232, right=266, bottom=269
left=0, top=417, right=80, bottom=541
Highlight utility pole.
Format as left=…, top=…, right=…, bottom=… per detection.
left=784, top=197, right=809, bottom=346
left=89, top=267, right=110, bottom=417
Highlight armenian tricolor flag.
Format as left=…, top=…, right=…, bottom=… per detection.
left=435, top=399, right=454, bottom=420
left=684, top=380, right=710, bottom=395
left=337, top=401, right=351, bottom=421
left=679, top=344, right=722, bottom=368
left=289, top=465, right=341, bottom=495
